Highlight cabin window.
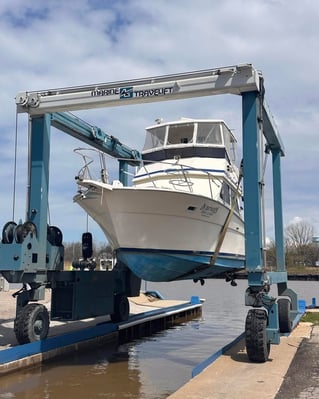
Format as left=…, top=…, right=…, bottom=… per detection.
left=143, top=126, right=166, bottom=151
left=222, top=124, right=237, bottom=164
left=220, top=181, right=230, bottom=204
left=167, top=123, right=194, bottom=145
left=231, top=188, right=240, bottom=213
left=220, top=182, right=240, bottom=212
left=196, top=123, right=222, bottom=145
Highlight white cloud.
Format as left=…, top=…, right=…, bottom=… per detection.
left=0, top=0, right=318, bottom=242
left=289, top=216, right=303, bottom=225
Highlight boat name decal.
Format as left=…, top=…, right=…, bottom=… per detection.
left=200, top=203, right=218, bottom=217
left=91, top=86, right=174, bottom=99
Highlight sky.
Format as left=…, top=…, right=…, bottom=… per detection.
left=0, top=0, right=318, bottom=245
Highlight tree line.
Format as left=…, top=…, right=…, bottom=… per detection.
left=266, top=221, right=319, bottom=270
left=63, top=221, right=319, bottom=271
left=63, top=241, right=113, bottom=268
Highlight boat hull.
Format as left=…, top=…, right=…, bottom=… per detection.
left=74, top=182, right=245, bottom=282
left=117, top=248, right=245, bottom=282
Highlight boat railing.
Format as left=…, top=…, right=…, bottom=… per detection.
left=136, top=159, right=226, bottom=200
left=139, top=162, right=195, bottom=192
left=73, top=149, right=238, bottom=204
left=74, top=148, right=109, bottom=183
left=166, top=164, right=194, bottom=192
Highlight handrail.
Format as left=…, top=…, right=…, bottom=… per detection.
left=135, top=159, right=236, bottom=201
left=74, top=149, right=242, bottom=205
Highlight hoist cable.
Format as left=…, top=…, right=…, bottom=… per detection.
left=12, top=112, right=19, bottom=220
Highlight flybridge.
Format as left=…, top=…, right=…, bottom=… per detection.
left=16, top=64, right=261, bottom=115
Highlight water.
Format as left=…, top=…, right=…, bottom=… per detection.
left=0, top=280, right=318, bottom=398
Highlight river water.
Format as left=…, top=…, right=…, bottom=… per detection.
left=0, top=280, right=318, bottom=399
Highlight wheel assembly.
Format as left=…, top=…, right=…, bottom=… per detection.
left=245, top=308, right=270, bottom=363
left=14, top=303, right=50, bottom=344
left=278, top=298, right=292, bottom=333
left=110, top=294, right=130, bottom=323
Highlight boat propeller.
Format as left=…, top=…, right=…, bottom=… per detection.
left=193, top=278, right=205, bottom=286
left=225, top=273, right=237, bottom=287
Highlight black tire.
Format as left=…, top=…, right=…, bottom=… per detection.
left=278, top=298, right=292, bottom=333
left=245, top=309, right=270, bottom=363
left=110, top=294, right=129, bottom=323
left=47, top=226, right=63, bottom=246
left=14, top=303, right=50, bottom=344
left=2, top=221, right=17, bottom=243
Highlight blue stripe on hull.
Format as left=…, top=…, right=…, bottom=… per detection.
left=116, top=248, right=245, bottom=282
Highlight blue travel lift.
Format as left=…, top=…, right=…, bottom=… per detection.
left=0, top=112, right=142, bottom=345
left=0, top=64, right=297, bottom=362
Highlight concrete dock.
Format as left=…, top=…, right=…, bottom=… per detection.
left=168, top=316, right=319, bottom=399
left=0, top=289, right=201, bottom=375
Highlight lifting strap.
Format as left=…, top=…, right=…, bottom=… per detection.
left=210, top=166, right=243, bottom=266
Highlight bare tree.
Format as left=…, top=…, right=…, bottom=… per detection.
left=265, top=238, right=296, bottom=269
left=63, top=242, right=83, bottom=264
left=285, top=221, right=314, bottom=249
left=285, top=221, right=314, bottom=266
left=63, top=240, right=113, bottom=267
left=265, top=239, right=276, bottom=268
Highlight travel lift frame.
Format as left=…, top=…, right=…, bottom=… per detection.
left=0, top=63, right=297, bottom=362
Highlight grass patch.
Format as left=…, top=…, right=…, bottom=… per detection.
left=301, top=312, right=319, bottom=325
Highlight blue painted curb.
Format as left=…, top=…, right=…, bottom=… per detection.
left=192, top=304, right=307, bottom=378
left=0, top=300, right=202, bottom=366
left=0, top=322, right=117, bottom=365
left=192, top=332, right=245, bottom=378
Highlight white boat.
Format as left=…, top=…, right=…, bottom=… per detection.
left=73, top=118, right=245, bottom=282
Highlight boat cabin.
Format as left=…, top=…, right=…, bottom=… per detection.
left=142, top=119, right=238, bottom=165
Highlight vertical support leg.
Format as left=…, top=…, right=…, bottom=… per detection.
left=119, top=160, right=129, bottom=186
left=242, top=92, right=281, bottom=360
left=28, top=114, right=51, bottom=262
left=242, top=91, right=264, bottom=279
left=273, top=147, right=298, bottom=320
left=272, top=148, right=285, bottom=271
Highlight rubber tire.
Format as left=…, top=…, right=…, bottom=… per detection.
left=278, top=298, right=292, bottom=333
left=245, top=309, right=270, bottom=363
left=2, top=221, right=17, bottom=243
left=110, top=294, right=130, bottom=323
left=14, top=303, right=50, bottom=344
left=47, top=226, right=63, bottom=246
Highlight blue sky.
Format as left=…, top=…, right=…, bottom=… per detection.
left=0, top=0, right=318, bottom=244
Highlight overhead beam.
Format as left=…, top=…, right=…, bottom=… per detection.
left=16, top=64, right=260, bottom=115
left=262, top=103, right=285, bottom=155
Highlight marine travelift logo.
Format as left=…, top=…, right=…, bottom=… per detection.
left=91, top=85, right=174, bottom=98
left=120, top=87, right=133, bottom=99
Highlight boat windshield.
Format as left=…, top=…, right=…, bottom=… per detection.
left=143, top=121, right=236, bottom=160
left=222, top=124, right=237, bottom=164
left=196, top=122, right=222, bottom=144
left=167, top=123, right=194, bottom=145
left=143, top=125, right=166, bottom=151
